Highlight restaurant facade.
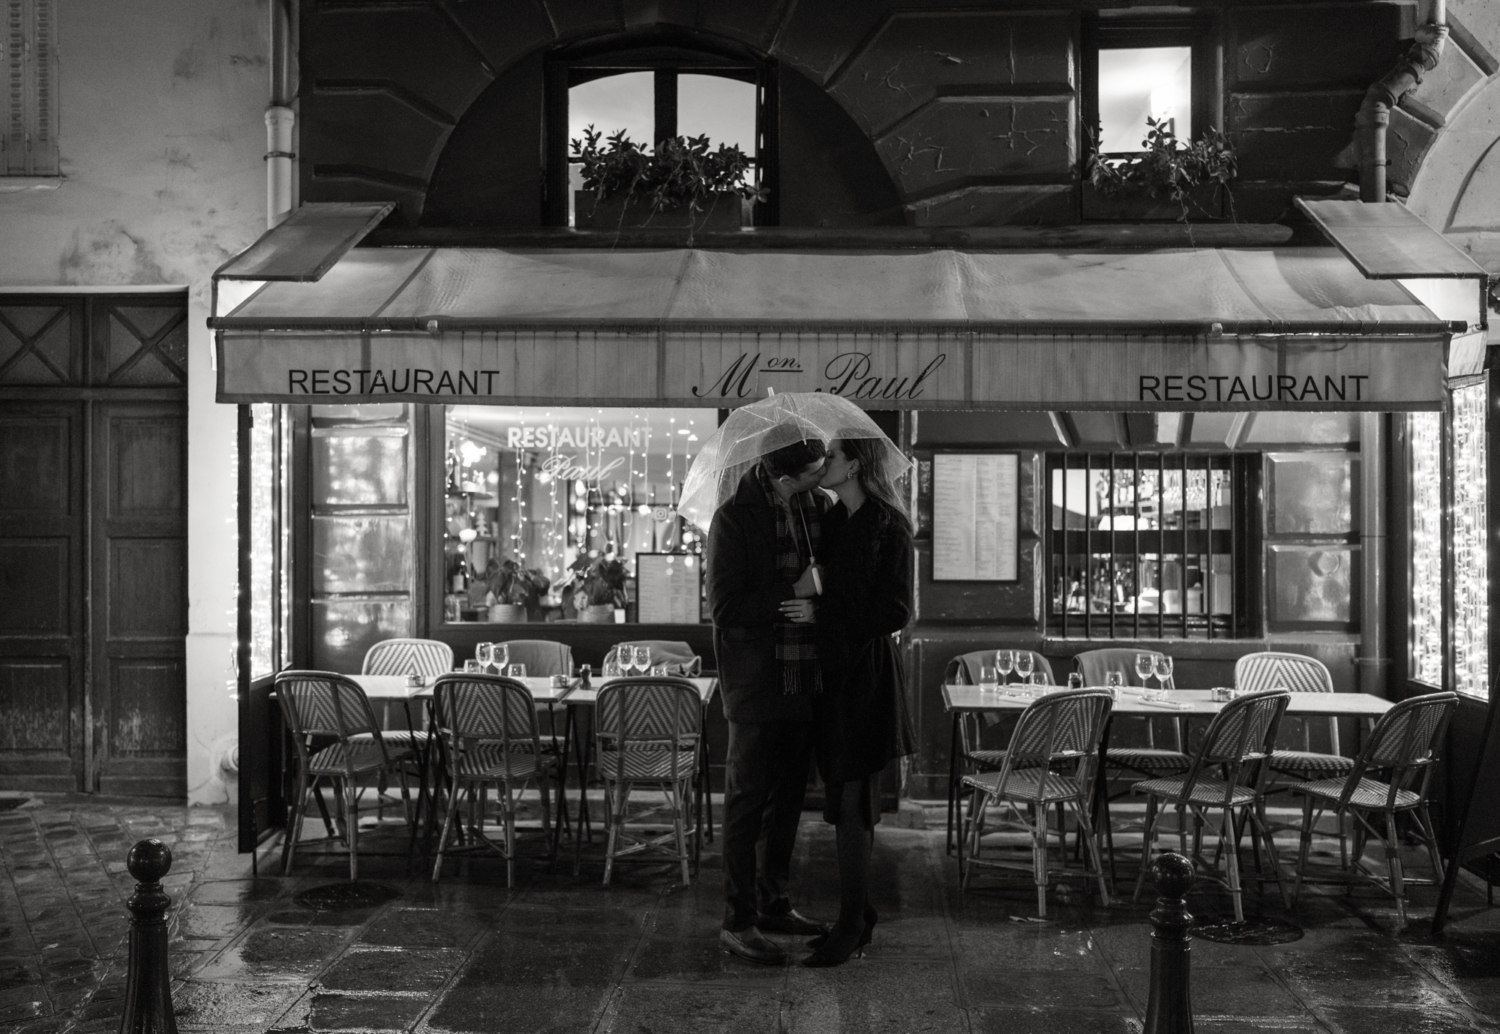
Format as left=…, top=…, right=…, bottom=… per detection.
left=3, top=1, right=1500, bottom=870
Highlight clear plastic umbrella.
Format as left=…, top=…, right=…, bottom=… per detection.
left=677, top=391, right=910, bottom=533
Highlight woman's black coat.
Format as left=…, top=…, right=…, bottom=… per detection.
left=813, top=496, right=917, bottom=784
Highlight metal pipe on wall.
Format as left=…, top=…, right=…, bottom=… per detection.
left=1356, top=5, right=1448, bottom=202
left=265, top=0, right=296, bottom=228
left=1358, top=413, right=1389, bottom=697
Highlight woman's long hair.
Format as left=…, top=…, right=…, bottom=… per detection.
left=836, top=436, right=912, bottom=532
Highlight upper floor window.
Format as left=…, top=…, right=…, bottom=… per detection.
left=547, top=36, right=771, bottom=226
left=1084, top=14, right=1218, bottom=155
left=2, top=0, right=58, bottom=176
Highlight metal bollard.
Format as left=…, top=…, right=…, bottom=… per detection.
left=119, top=839, right=177, bottom=1034
left=1143, top=852, right=1194, bottom=1034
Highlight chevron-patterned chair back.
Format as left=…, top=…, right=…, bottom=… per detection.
left=432, top=675, right=542, bottom=755
left=1362, top=692, right=1456, bottom=774
left=1007, top=689, right=1114, bottom=768
left=1074, top=648, right=1174, bottom=690
left=1200, top=689, right=1288, bottom=765
left=1234, top=651, right=1338, bottom=754
left=277, top=671, right=383, bottom=743
left=362, top=638, right=454, bottom=679
left=494, top=640, right=573, bottom=677
left=597, top=679, right=701, bottom=748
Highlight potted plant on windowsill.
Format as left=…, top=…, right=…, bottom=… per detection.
left=570, top=555, right=628, bottom=624
left=486, top=559, right=550, bottom=623
left=571, top=126, right=767, bottom=239
left=1084, top=119, right=1237, bottom=223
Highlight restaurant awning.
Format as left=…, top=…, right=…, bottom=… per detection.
left=211, top=244, right=1470, bottom=411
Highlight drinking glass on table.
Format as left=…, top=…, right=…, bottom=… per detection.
left=1015, top=652, right=1035, bottom=683
left=1153, top=654, right=1174, bottom=690
left=475, top=642, right=493, bottom=672
left=632, top=645, right=653, bottom=676
left=463, top=659, right=481, bottom=674
left=507, top=663, right=527, bottom=679
left=995, top=650, right=1014, bottom=684
left=492, top=643, right=510, bottom=675
left=1135, top=652, right=1155, bottom=686
left=651, top=663, right=669, bottom=677
left=978, top=665, right=999, bottom=693
left=1105, top=670, right=1124, bottom=701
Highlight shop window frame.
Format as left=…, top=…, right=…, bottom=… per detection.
left=1044, top=450, right=1260, bottom=640
left=543, top=31, right=778, bottom=227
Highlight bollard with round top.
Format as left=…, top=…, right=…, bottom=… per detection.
left=119, top=839, right=177, bottom=1034
left=1144, top=852, right=1195, bottom=1034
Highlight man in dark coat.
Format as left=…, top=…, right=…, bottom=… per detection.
left=708, top=438, right=830, bottom=964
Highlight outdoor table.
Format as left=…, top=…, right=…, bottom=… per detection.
left=563, top=676, right=719, bottom=874
left=941, top=684, right=1395, bottom=868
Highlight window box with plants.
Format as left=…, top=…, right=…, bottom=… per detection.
left=571, top=126, right=766, bottom=235
left=1083, top=119, right=1237, bottom=223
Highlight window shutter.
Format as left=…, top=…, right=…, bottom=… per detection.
left=3, top=0, right=58, bottom=177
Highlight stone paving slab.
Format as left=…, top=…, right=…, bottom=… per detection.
left=0, top=795, right=1497, bottom=1033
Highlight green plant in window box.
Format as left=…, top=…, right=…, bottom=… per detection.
left=473, top=558, right=550, bottom=622
left=570, top=125, right=768, bottom=236
left=565, top=554, right=629, bottom=622
left=1086, top=118, right=1238, bottom=223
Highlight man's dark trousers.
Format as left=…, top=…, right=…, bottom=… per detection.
left=721, top=718, right=813, bottom=932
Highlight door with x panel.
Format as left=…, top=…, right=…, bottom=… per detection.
left=0, top=295, right=187, bottom=794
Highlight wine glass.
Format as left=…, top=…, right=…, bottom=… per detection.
left=492, top=643, right=509, bottom=675
left=1153, top=654, right=1174, bottom=691
left=1015, top=652, right=1035, bottom=683
left=633, top=645, right=653, bottom=676
left=476, top=642, right=493, bottom=673
left=1135, top=653, right=1155, bottom=686
left=996, top=650, right=1014, bottom=684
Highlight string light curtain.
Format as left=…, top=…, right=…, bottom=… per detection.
left=1452, top=384, right=1488, bottom=699
left=1409, top=412, right=1443, bottom=686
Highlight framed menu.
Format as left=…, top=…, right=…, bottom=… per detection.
left=635, top=553, right=703, bottom=624
left=933, top=453, right=1019, bottom=581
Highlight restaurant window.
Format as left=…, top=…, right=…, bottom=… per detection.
left=1083, top=14, right=1218, bottom=155
left=444, top=406, right=715, bottom=625
left=548, top=38, right=768, bottom=226
left=1046, top=452, right=1258, bottom=639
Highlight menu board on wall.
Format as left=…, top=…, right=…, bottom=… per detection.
left=636, top=554, right=703, bottom=624
left=933, top=453, right=1019, bottom=581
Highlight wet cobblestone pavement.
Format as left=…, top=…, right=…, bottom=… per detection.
left=2, top=795, right=1499, bottom=1033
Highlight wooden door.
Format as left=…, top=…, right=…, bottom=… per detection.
left=0, top=401, right=87, bottom=790
left=91, top=401, right=187, bottom=795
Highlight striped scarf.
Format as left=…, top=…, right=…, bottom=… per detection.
left=757, top=465, right=823, bottom=696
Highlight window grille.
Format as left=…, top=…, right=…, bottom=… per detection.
left=2, top=0, right=58, bottom=176
left=1046, top=452, right=1258, bottom=639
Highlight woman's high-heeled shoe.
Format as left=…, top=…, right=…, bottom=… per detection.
left=802, top=918, right=869, bottom=968
left=806, top=906, right=877, bottom=952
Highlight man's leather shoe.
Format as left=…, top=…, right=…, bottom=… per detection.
left=719, top=926, right=787, bottom=965
left=755, top=908, right=831, bottom=936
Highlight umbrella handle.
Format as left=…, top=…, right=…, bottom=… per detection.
left=809, top=563, right=822, bottom=596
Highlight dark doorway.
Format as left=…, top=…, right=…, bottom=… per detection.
left=0, top=295, right=188, bottom=795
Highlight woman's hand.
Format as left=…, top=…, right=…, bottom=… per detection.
left=779, top=598, right=816, bottom=624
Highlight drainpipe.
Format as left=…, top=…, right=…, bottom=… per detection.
left=1356, top=4, right=1448, bottom=202
left=1358, top=413, right=1389, bottom=698
left=265, top=0, right=295, bottom=228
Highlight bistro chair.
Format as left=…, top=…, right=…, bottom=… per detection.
left=352, top=637, right=453, bottom=746
left=1289, top=691, right=1457, bottom=927
left=959, top=688, right=1114, bottom=917
left=1235, top=652, right=1353, bottom=780
left=1075, top=648, right=1189, bottom=777
left=276, top=671, right=418, bottom=881
left=1133, top=689, right=1292, bottom=923
left=430, top=673, right=557, bottom=887
left=594, top=676, right=703, bottom=887
left=942, top=649, right=1055, bottom=855
left=495, top=639, right=573, bottom=677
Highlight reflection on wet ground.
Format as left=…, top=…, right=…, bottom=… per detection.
left=0, top=796, right=1498, bottom=1033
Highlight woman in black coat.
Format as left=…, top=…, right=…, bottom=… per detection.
left=780, top=435, right=916, bottom=966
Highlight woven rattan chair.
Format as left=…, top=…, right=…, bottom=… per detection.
left=1075, top=648, right=1189, bottom=778
left=276, top=671, right=418, bottom=880
left=1133, top=689, right=1292, bottom=922
left=353, top=638, right=453, bottom=746
left=943, top=650, right=1056, bottom=855
left=430, top=673, right=557, bottom=886
left=959, top=688, right=1114, bottom=917
left=595, top=677, right=703, bottom=887
left=1289, top=691, right=1457, bottom=926
left=1235, top=652, right=1353, bottom=780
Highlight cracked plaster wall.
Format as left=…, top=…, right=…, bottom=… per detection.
left=0, top=0, right=267, bottom=805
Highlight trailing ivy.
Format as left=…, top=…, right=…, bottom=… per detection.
left=1087, top=118, right=1238, bottom=223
